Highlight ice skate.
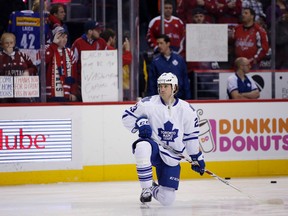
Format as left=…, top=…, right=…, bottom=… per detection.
left=140, top=187, right=152, bottom=203
left=140, top=181, right=159, bottom=203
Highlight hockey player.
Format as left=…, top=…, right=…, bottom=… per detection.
left=122, top=72, right=205, bottom=206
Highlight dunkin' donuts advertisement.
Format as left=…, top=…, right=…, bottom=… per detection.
left=194, top=103, right=288, bottom=161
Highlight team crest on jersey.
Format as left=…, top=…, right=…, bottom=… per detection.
left=158, top=121, right=178, bottom=144
left=172, top=59, right=178, bottom=66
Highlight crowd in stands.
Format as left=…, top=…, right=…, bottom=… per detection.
left=0, top=0, right=287, bottom=103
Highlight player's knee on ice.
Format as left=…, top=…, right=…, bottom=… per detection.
left=154, top=186, right=175, bottom=206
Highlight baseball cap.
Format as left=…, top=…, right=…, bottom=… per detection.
left=192, top=7, right=206, bottom=16
left=84, top=21, right=104, bottom=32
left=52, top=26, right=67, bottom=36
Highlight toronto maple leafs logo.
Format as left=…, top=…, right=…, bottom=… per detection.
left=172, top=59, right=178, bottom=66
left=158, top=121, right=178, bottom=145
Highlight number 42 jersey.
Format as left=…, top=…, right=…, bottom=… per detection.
left=8, top=10, right=51, bottom=65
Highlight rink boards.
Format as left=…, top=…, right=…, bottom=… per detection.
left=0, top=100, right=287, bottom=185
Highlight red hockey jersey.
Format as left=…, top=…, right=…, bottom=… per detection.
left=147, top=15, right=185, bottom=54
left=0, top=50, right=37, bottom=76
left=45, top=43, right=77, bottom=99
left=233, top=23, right=269, bottom=64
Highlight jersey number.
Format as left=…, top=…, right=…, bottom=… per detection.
left=20, top=33, right=36, bottom=49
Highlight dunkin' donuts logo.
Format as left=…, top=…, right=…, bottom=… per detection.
left=197, top=109, right=288, bottom=153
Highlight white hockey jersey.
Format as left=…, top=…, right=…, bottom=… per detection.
left=122, top=95, right=200, bottom=166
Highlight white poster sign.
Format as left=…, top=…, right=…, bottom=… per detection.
left=14, top=76, right=39, bottom=98
left=275, top=72, right=288, bottom=99
left=186, top=24, right=228, bottom=62
left=0, top=76, right=13, bottom=98
left=219, top=72, right=272, bottom=99
left=81, top=50, right=118, bottom=102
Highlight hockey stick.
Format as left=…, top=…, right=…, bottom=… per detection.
left=157, top=141, right=243, bottom=194
left=156, top=141, right=284, bottom=204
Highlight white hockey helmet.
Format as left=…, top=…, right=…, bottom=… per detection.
left=157, top=72, right=178, bottom=94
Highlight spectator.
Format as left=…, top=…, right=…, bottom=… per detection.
left=0, top=32, right=37, bottom=103
left=45, top=26, right=77, bottom=102
left=146, top=34, right=191, bottom=100
left=227, top=57, right=260, bottom=99
left=242, top=0, right=266, bottom=23
left=48, top=3, right=66, bottom=30
left=231, top=7, right=269, bottom=69
left=71, top=21, right=107, bottom=101
left=176, top=0, right=217, bottom=24
left=32, top=0, right=48, bottom=12
left=100, top=28, right=132, bottom=65
left=100, top=28, right=132, bottom=100
left=266, top=0, right=288, bottom=29
left=147, top=0, right=185, bottom=55
left=190, top=7, right=207, bottom=24
left=48, top=3, right=70, bottom=46
left=214, top=0, right=242, bottom=24
left=122, top=72, right=204, bottom=205
left=275, top=11, right=288, bottom=69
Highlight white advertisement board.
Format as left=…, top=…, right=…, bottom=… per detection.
left=0, top=119, right=72, bottom=163
left=219, top=72, right=272, bottom=99
left=275, top=72, right=288, bottom=99
left=0, top=101, right=287, bottom=173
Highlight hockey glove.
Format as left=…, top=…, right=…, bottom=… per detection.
left=190, top=151, right=205, bottom=176
left=135, top=116, right=152, bottom=138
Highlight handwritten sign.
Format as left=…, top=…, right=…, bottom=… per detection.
left=186, top=24, right=228, bottom=62
left=0, top=76, right=13, bottom=98
left=14, top=76, right=39, bottom=98
left=81, top=50, right=118, bottom=102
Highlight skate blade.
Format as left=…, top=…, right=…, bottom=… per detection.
left=140, top=202, right=150, bottom=208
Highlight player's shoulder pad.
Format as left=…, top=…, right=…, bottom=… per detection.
left=176, top=99, right=194, bottom=111
left=137, top=96, right=155, bottom=106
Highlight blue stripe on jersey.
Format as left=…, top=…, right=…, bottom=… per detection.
left=160, top=150, right=181, bottom=161
left=183, top=131, right=199, bottom=141
left=169, top=146, right=185, bottom=154
left=123, top=110, right=137, bottom=119
left=183, top=137, right=198, bottom=141
left=184, top=131, right=199, bottom=136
